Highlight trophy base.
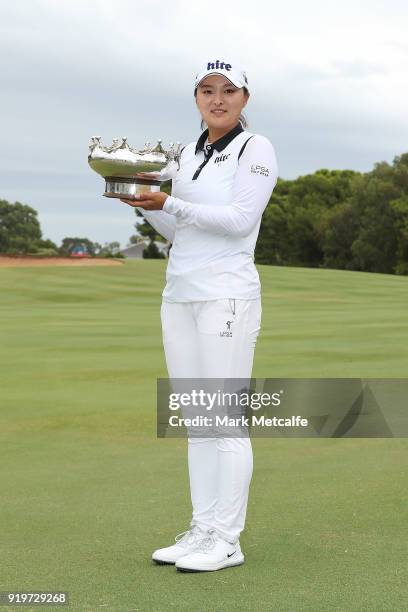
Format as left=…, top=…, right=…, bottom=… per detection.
left=103, top=176, right=161, bottom=199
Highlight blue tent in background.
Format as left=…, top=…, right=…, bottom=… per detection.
left=70, top=244, right=89, bottom=257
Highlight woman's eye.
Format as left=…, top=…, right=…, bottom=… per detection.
left=202, top=89, right=235, bottom=94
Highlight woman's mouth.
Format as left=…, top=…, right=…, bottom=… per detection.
left=211, top=110, right=227, bottom=115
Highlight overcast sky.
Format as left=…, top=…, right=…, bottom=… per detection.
left=1, top=0, right=407, bottom=248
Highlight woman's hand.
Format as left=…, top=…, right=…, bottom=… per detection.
left=120, top=191, right=169, bottom=210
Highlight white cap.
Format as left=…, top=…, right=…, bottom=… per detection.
left=194, top=60, right=249, bottom=91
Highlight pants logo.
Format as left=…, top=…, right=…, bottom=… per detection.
left=219, top=320, right=233, bottom=337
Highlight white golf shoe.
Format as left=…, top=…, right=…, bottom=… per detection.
left=175, top=529, right=244, bottom=572
left=152, top=524, right=209, bottom=565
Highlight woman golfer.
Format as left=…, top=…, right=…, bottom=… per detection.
left=121, top=60, right=278, bottom=572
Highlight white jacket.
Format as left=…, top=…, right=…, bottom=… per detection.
left=139, top=122, right=278, bottom=301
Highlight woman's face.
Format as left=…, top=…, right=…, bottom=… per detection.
left=195, top=74, right=249, bottom=132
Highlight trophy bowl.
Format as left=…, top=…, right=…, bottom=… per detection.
left=88, top=136, right=182, bottom=199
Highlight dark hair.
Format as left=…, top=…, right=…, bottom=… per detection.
left=194, top=86, right=249, bottom=130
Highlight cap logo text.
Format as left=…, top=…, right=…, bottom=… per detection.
left=207, top=61, right=232, bottom=71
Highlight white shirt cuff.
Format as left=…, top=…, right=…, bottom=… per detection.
left=163, top=196, right=180, bottom=214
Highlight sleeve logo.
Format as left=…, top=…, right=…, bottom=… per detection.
left=251, top=164, right=269, bottom=177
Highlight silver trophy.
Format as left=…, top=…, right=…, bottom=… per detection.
left=88, top=136, right=182, bottom=198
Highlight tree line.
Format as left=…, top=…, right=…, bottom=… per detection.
left=1, top=150, right=407, bottom=273
left=255, top=152, right=408, bottom=275
left=0, top=200, right=123, bottom=258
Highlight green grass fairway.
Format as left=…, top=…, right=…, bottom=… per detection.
left=0, top=260, right=407, bottom=611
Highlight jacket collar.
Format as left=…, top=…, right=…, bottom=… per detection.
left=195, top=122, right=244, bottom=155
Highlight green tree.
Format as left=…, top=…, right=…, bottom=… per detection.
left=97, top=241, right=123, bottom=257
left=389, top=195, right=408, bottom=274
left=256, top=170, right=359, bottom=267
left=321, top=200, right=361, bottom=270
left=142, top=241, right=165, bottom=259
left=348, top=174, right=400, bottom=273
left=59, top=237, right=96, bottom=256
left=255, top=198, right=288, bottom=265
left=0, top=199, right=43, bottom=254
left=130, top=182, right=172, bottom=258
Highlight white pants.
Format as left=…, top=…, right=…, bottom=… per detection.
left=160, top=297, right=262, bottom=543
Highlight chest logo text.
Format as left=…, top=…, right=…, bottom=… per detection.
left=214, top=153, right=231, bottom=164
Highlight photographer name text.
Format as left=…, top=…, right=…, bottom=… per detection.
left=168, top=415, right=308, bottom=427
